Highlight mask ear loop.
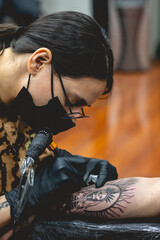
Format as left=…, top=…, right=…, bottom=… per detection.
left=57, top=72, right=73, bottom=114
left=27, top=74, right=31, bottom=90
left=27, top=58, right=54, bottom=94
left=51, top=58, right=54, bottom=98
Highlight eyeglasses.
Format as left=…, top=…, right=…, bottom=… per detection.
left=57, top=73, right=89, bottom=120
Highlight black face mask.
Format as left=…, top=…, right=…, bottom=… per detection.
left=9, top=61, right=75, bottom=135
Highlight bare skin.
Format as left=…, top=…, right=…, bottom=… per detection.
left=61, top=177, right=160, bottom=219
left=0, top=195, right=10, bottom=229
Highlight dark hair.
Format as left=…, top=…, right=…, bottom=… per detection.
left=0, top=11, right=113, bottom=94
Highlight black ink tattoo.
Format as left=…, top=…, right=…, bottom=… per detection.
left=0, top=200, right=9, bottom=211
left=62, top=178, right=137, bottom=219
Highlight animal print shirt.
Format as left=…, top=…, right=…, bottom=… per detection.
left=0, top=101, right=52, bottom=196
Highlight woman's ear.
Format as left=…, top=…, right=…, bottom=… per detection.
left=27, top=48, right=52, bottom=75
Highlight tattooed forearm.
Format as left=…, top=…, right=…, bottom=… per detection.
left=0, top=200, right=9, bottom=212
left=0, top=196, right=11, bottom=229
left=62, top=178, right=138, bottom=219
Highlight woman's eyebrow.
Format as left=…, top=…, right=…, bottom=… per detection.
left=70, top=93, right=91, bottom=107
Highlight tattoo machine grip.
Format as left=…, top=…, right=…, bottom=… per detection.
left=26, top=128, right=53, bottom=159
left=15, top=129, right=53, bottom=226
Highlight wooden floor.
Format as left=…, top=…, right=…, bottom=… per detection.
left=55, top=61, right=160, bottom=179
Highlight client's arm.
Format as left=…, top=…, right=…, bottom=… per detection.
left=0, top=195, right=10, bottom=229
left=1, top=177, right=160, bottom=240
left=61, top=177, right=160, bottom=219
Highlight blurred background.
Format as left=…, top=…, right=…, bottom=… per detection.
left=1, top=0, right=159, bottom=178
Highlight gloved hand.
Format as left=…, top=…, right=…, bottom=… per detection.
left=57, top=149, right=118, bottom=188
left=55, top=148, right=118, bottom=187
left=5, top=155, right=86, bottom=222
left=5, top=153, right=118, bottom=222
left=59, top=156, right=118, bottom=188
left=83, top=157, right=118, bottom=186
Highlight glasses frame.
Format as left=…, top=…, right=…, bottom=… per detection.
left=57, top=72, right=89, bottom=120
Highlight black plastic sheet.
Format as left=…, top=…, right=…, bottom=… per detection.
left=11, top=216, right=160, bottom=240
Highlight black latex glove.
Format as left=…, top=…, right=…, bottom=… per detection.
left=5, top=155, right=86, bottom=221
left=5, top=153, right=118, bottom=222
left=55, top=149, right=118, bottom=187
left=27, top=156, right=87, bottom=208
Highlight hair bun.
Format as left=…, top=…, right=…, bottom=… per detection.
left=15, top=26, right=25, bottom=38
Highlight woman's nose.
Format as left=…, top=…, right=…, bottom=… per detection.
left=71, top=107, right=82, bottom=123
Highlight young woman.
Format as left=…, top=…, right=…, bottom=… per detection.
left=0, top=11, right=117, bottom=234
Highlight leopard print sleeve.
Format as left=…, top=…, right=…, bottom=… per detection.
left=0, top=113, right=53, bottom=196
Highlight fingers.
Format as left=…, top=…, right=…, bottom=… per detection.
left=83, top=160, right=109, bottom=187
left=95, top=160, right=108, bottom=188
left=83, top=161, right=96, bottom=184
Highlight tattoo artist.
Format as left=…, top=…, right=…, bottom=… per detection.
left=0, top=11, right=118, bottom=232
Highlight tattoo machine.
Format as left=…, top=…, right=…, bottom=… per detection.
left=14, top=127, right=97, bottom=224
left=14, top=128, right=59, bottom=224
